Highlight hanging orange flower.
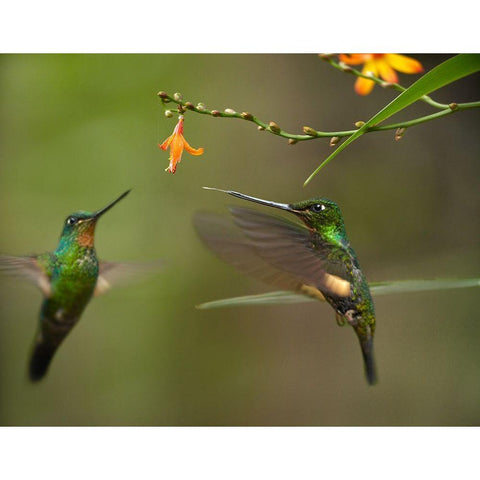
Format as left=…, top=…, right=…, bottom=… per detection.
left=339, top=54, right=424, bottom=95
left=158, top=115, right=204, bottom=174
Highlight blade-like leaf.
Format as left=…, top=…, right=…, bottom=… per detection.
left=196, top=291, right=309, bottom=309
left=370, top=277, right=480, bottom=295
left=196, top=278, right=480, bottom=309
left=304, top=54, right=480, bottom=185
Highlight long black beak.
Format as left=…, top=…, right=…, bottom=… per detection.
left=93, top=189, right=131, bottom=220
left=203, top=187, right=293, bottom=212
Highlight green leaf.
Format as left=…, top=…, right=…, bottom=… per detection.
left=304, top=54, right=480, bottom=185
left=196, top=278, right=480, bottom=309
left=196, top=291, right=307, bottom=309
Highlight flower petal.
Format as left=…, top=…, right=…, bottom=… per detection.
left=354, top=61, right=378, bottom=95
left=355, top=76, right=375, bottom=95
left=165, top=160, right=176, bottom=174
left=158, top=135, right=173, bottom=151
left=183, top=139, right=204, bottom=156
left=362, top=60, right=378, bottom=77
left=385, top=54, right=424, bottom=74
left=376, top=58, right=398, bottom=83
left=170, top=137, right=185, bottom=162
left=166, top=150, right=180, bottom=173
left=339, top=54, right=371, bottom=65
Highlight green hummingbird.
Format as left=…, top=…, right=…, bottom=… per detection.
left=0, top=190, right=157, bottom=382
left=194, top=187, right=377, bottom=385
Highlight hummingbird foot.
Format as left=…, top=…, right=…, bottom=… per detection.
left=335, top=313, right=346, bottom=327
left=344, top=309, right=358, bottom=327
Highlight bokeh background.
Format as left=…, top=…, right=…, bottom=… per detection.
left=0, top=54, right=479, bottom=426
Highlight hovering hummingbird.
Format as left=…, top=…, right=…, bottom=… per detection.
left=0, top=190, right=158, bottom=382
left=194, top=187, right=377, bottom=385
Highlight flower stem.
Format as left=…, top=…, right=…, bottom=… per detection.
left=158, top=91, right=480, bottom=143
left=372, top=101, right=480, bottom=130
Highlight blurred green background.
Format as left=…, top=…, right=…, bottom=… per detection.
left=0, top=54, right=479, bottom=426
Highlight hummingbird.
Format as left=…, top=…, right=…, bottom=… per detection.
left=0, top=190, right=157, bottom=382
left=194, top=187, right=377, bottom=385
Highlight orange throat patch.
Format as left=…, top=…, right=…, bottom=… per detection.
left=77, top=221, right=96, bottom=248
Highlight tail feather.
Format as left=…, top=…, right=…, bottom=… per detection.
left=362, top=345, right=377, bottom=385
left=29, top=340, right=58, bottom=382
left=359, top=335, right=377, bottom=385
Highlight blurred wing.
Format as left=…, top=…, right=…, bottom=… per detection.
left=95, top=260, right=163, bottom=296
left=229, top=207, right=351, bottom=297
left=197, top=278, right=480, bottom=309
left=194, top=212, right=308, bottom=293
left=0, top=254, right=52, bottom=296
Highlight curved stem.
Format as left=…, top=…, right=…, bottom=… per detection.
left=320, top=55, right=449, bottom=110
left=158, top=92, right=480, bottom=142
left=372, top=101, right=480, bottom=130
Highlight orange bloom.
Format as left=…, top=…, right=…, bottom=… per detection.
left=339, top=54, right=424, bottom=95
left=158, top=115, right=204, bottom=174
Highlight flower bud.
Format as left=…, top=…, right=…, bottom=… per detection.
left=395, top=127, right=406, bottom=141
left=268, top=121, right=281, bottom=133
left=241, top=112, right=253, bottom=121
left=157, top=91, right=168, bottom=99
left=303, top=126, right=317, bottom=136
left=196, top=103, right=206, bottom=111
left=449, top=103, right=458, bottom=111
left=257, top=125, right=265, bottom=131
left=211, top=110, right=221, bottom=117
left=184, top=102, right=195, bottom=110
left=338, top=62, right=353, bottom=73
left=224, top=108, right=236, bottom=115
left=354, top=121, right=365, bottom=128
left=173, top=92, right=183, bottom=102
left=288, top=139, right=298, bottom=145
left=318, top=53, right=333, bottom=60
left=330, top=136, right=340, bottom=146
left=164, top=110, right=174, bottom=118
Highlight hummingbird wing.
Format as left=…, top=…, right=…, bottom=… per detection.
left=0, top=254, right=53, bottom=297
left=193, top=212, right=318, bottom=294
left=94, top=260, right=163, bottom=296
left=229, top=207, right=352, bottom=297
left=194, top=210, right=348, bottom=298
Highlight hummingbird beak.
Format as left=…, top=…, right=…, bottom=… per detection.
left=92, top=189, right=131, bottom=220
left=202, top=187, right=295, bottom=212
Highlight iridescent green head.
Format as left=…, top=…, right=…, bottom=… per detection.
left=288, top=197, right=346, bottom=234
left=58, top=190, right=131, bottom=249
left=202, top=187, right=347, bottom=242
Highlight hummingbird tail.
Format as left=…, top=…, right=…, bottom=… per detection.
left=29, top=341, right=57, bottom=382
left=358, top=333, right=377, bottom=385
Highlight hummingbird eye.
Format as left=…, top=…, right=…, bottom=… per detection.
left=66, top=216, right=78, bottom=226
left=310, top=203, right=326, bottom=213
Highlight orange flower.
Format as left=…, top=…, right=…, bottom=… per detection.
left=158, top=115, right=204, bottom=174
left=339, top=54, right=424, bottom=95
